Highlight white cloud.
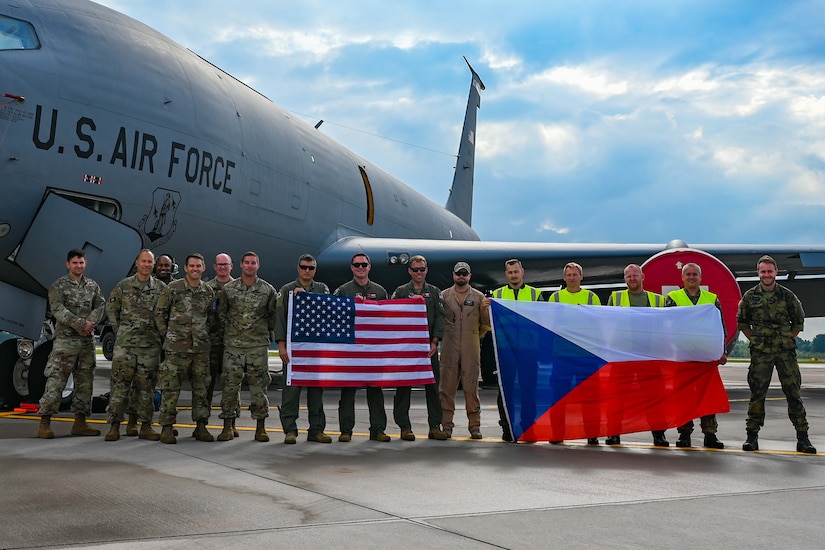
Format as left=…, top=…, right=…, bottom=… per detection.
left=524, top=65, right=629, bottom=99
left=789, top=95, right=825, bottom=124
left=537, top=221, right=570, bottom=235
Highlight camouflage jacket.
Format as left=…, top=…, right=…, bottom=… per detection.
left=391, top=281, right=445, bottom=340
left=107, top=275, right=165, bottom=349
left=155, top=278, right=215, bottom=354
left=737, top=283, right=805, bottom=353
left=48, top=274, right=105, bottom=340
left=274, top=279, right=330, bottom=342
left=206, top=277, right=233, bottom=346
left=217, top=277, right=277, bottom=349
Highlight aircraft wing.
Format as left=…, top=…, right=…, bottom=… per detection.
left=318, top=237, right=825, bottom=316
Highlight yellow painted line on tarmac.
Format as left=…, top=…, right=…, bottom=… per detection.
left=2, top=411, right=820, bottom=455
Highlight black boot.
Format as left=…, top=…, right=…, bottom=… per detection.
left=675, top=432, right=691, bottom=448
left=796, top=431, right=817, bottom=454
left=742, top=430, right=758, bottom=451
left=651, top=431, right=669, bottom=447
left=703, top=433, right=725, bottom=449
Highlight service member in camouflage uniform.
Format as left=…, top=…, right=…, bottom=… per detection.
left=334, top=253, right=391, bottom=442
left=737, top=255, right=816, bottom=454
left=276, top=254, right=333, bottom=444
left=154, top=253, right=215, bottom=444
left=215, top=252, right=277, bottom=442
left=390, top=255, right=448, bottom=441
left=121, top=252, right=177, bottom=435
left=104, top=249, right=166, bottom=441
left=153, top=254, right=176, bottom=285
left=206, top=252, right=239, bottom=435
left=38, top=248, right=105, bottom=439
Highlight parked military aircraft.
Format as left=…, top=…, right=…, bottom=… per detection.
left=2, top=0, right=825, bottom=408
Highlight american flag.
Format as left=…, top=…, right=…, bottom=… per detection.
left=287, top=292, right=435, bottom=387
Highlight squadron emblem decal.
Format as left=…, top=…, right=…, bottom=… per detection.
left=138, top=188, right=180, bottom=247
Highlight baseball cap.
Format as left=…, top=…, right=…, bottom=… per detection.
left=453, top=261, right=471, bottom=273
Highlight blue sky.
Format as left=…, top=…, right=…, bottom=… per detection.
left=96, top=0, right=825, bottom=334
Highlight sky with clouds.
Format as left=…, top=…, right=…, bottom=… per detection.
left=95, top=0, right=825, bottom=334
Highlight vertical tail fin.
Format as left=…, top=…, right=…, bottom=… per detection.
left=445, top=57, right=485, bottom=227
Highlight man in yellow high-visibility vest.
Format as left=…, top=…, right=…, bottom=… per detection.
left=605, top=264, right=669, bottom=447
left=483, top=259, right=541, bottom=442
left=547, top=262, right=601, bottom=444
left=665, top=262, right=726, bottom=449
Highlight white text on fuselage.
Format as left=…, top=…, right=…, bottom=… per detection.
left=32, top=106, right=234, bottom=195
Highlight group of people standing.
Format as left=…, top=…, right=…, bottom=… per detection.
left=487, top=256, right=816, bottom=454
left=35, top=248, right=816, bottom=454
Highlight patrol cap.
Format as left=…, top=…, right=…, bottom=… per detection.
left=453, top=261, right=471, bottom=273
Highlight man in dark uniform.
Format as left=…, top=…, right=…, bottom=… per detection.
left=334, top=253, right=391, bottom=442
left=737, top=255, right=816, bottom=454
left=391, top=255, right=448, bottom=441
left=276, top=254, right=333, bottom=444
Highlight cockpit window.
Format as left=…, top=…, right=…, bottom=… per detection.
left=0, top=15, right=40, bottom=50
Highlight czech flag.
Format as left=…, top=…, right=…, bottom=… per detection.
left=490, top=300, right=730, bottom=442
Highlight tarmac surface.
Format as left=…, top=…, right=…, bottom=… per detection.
left=2, top=359, right=825, bottom=549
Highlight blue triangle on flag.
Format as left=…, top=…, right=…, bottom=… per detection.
left=491, top=301, right=607, bottom=439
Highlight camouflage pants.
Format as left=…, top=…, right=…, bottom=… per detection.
left=158, top=351, right=211, bottom=425
left=220, top=346, right=270, bottom=421
left=746, top=350, right=809, bottom=433
left=677, top=415, right=718, bottom=435
left=206, top=344, right=240, bottom=416
left=39, top=336, right=96, bottom=416
left=107, top=346, right=160, bottom=424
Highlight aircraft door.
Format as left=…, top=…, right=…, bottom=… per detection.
left=14, top=192, right=143, bottom=329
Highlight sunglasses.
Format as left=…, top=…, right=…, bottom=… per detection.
left=351, top=262, right=370, bottom=268
left=454, top=271, right=470, bottom=276
left=298, top=265, right=316, bottom=270
left=409, top=267, right=427, bottom=272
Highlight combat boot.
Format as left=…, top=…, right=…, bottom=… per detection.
left=192, top=420, right=214, bottom=442
left=703, top=433, right=725, bottom=449
left=38, top=415, right=54, bottom=439
left=796, top=431, right=817, bottom=454
left=139, top=422, right=161, bottom=441
left=104, top=422, right=120, bottom=441
left=232, top=418, right=239, bottom=438
left=254, top=419, right=270, bottom=442
left=742, top=430, right=759, bottom=451
left=125, top=413, right=139, bottom=437
left=71, top=413, right=101, bottom=436
left=160, top=424, right=176, bottom=444
left=217, top=418, right=234, bottom=441
left=675, top=432, right=691, bottom=448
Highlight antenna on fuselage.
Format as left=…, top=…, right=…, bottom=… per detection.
left=445, top=56, right=485, bottom=227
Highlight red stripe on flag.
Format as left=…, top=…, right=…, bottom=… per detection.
left=520, top=359, right=729, bottom=442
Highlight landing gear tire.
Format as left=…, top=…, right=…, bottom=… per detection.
left=0, top=337, right=22, bottom=410
left=101, top=329, right=115, bottom=361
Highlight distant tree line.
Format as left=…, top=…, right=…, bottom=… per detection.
left=728, top=334, right=825, bottom=360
